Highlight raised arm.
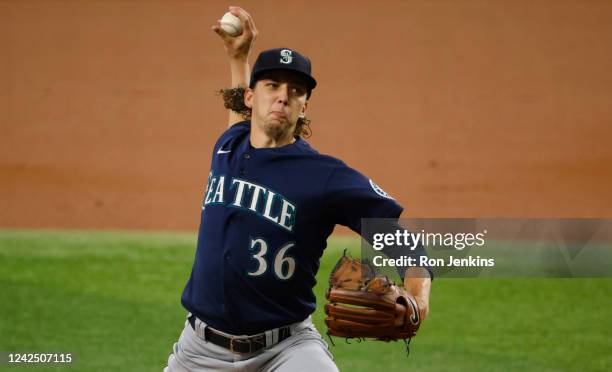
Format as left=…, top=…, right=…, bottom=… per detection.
left=212, top=6, right=258, bottom=127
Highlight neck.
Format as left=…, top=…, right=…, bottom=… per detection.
left=250, top=121, right=297, bottom=148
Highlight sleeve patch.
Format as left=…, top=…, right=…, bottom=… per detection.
left=369, top=179, right=395, bottom=200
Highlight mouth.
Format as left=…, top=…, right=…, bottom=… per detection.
left=269, top=111, right=287, bottom=119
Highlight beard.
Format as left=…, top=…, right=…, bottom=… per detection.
left=262, top=117, right=295, bottom=140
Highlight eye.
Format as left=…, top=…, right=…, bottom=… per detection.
left=291, top=86, right=306, bottom=96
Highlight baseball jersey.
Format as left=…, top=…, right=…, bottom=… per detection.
left=181, top=121, right=404, bottom=335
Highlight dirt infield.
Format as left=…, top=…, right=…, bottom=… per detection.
left=1, top=1, right=611, bottom=231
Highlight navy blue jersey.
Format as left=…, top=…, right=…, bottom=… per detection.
left=181, top=121, right=403, bottom=335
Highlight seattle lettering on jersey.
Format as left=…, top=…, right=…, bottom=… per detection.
left=202, top=173, right=297, bottom=232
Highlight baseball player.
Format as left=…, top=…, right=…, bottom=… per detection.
left=164, top=6, right=432, bottom=371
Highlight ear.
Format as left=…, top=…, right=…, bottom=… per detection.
left=244, top=88, right=254, bottom=109
left=299, top=101, right=308, bottom=119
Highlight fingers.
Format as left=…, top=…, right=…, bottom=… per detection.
left=229, top=6, right=247, bottom=25
left=212, top=6, right=257, bottom=60
left=228, top=6, right=258, bottom=38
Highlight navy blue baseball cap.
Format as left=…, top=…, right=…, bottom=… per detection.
left=249, top=48, right=317, bottom=97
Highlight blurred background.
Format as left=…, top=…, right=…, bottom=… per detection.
left=2, top=0, right=611, bottom=232
left=1, top=2, right=611, bottom=371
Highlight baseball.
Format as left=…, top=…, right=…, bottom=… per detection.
left=220, top=11, right=242, bottom=37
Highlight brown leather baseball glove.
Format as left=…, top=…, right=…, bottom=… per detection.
left=324, top=254, right=420, bottom=342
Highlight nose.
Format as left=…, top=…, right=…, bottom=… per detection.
left=276, top=84, right=290, bottom=105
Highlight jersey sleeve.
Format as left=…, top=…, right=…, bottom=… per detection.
left=324, top=163, right=433, bottom=280
left=324, top=162, right=403, bottom=234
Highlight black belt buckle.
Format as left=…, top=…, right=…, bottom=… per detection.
left=230, top=335, right=265, bottom=354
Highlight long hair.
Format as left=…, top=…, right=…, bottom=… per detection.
left=217, top=87, right=312, bottom=138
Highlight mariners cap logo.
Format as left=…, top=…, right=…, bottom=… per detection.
left=280, top=49, right=293, bottom=64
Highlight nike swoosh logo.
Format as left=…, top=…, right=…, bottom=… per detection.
left=217, top=149, right=231, bottom=154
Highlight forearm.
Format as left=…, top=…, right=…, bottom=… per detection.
left=229, top=58, right=250, bottom=88
left=404, top=267, right=431, bottom=321
left=212, top=6, right=257, bottom=127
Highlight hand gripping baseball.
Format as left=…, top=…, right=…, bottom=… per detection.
left=212, top=6, right=257, bottom=60
left=325, top=255, right=421, bottom=342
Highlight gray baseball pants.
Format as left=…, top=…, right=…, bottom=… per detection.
left=164, top=315, right=338, bottom=372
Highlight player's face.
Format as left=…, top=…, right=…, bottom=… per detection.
left=245, top=71, right=308, bottom=139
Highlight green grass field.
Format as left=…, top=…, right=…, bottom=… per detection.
left=1, top=230, right=610, bottom=371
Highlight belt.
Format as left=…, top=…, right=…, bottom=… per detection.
left=188, top=315, right=292, bottom=354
